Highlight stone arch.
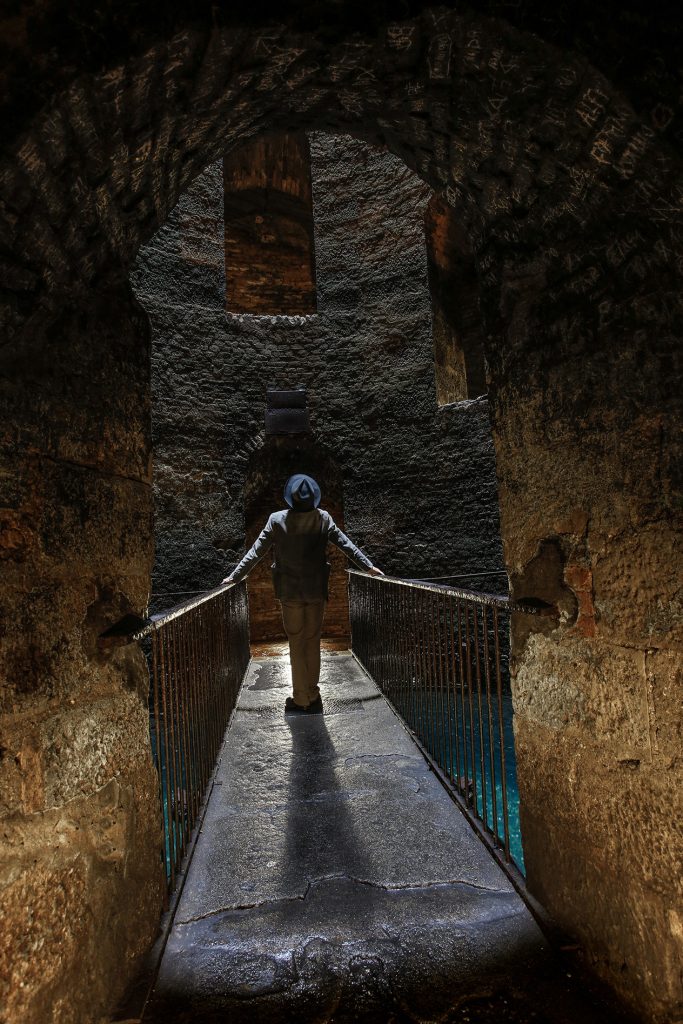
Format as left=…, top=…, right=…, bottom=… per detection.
left=2, top=11, right=678, bottom=311
left=1, top=8, right=681, bottom=1024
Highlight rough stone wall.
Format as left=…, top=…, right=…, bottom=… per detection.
left=0, top=285, right=163, bottom=1022
left=1, top=5, right=682, bottom=1022
left=131, top=135, right=505, bottom=621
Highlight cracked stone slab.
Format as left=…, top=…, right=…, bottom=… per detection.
left=145, top=654, right=544, bottom=1022
left=147, top=875, right=544, bottom=1023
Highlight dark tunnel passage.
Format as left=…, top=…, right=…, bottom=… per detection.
left=1, top=3, right=681, bottom=1022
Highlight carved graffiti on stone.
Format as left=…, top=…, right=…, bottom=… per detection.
left=428, top=34, right=453, bottom=81
left=576, top=86, right=609, bottom=129
left=386, top=22, right=420, bottom=65
left=617, top=125, right=655, bottom=179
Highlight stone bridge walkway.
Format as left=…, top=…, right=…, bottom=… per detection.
left=143, top=652, right=627, bottom=1024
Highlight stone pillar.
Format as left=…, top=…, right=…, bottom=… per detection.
left=0, top=283, right=163, bottom=1023
left=488, top=217, right=683, bottom=1020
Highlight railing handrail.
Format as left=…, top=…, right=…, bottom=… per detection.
left=144, top=580, right=242, bottom=633
left=347, top=569, right=553, bottom=616
left=98, top=581, right=242, bottom=647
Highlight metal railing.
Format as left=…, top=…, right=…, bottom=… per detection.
left=100, top=582, right=250, bottom=898
left=348, top=571, right=545, bottom=874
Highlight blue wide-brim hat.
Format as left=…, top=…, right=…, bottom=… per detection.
left=284, top=474, right=321, bottom=511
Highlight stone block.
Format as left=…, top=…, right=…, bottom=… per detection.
left=515, top=718, right=683, bottom=1020
left=513, top=634, right=651, bottom=760
left=645, top=648, right=683, bottom=764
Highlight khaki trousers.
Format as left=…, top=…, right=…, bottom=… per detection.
left=280, top=599, right=325, bottom=707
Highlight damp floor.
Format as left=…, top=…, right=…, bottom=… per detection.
left=142, top=651, right=635, bottom=1024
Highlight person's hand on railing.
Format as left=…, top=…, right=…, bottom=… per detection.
left=368, top=566, right=385, bottom=576
left=221, top=573, right=235, bottom=585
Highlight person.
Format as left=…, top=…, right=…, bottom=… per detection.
left=222, top=474, right=384, bottom=715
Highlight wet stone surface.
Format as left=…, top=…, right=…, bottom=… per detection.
left=144, top=654, right=634, bottom=1024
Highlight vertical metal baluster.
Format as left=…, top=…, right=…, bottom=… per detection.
left=424, top=588, right=434, bottom=748
left=379, top=582, right=387, bottom=694
left=230, top=592, right=239, bottom=716
left=418, top=589, right=426, bottom=741
left=178, top=614, right=193, bottom=847
left=434, top=592, right=443, bottom=764
left=398, top=586, right=409, bottom=720
left=185, top=610, right=198, bottom=827
left=367, top=580, right=375, bottom=679
left=456, top=600, right=469, bottom=802
left=446, top=595, right=461, bottom=786
left=464, top=603, right=478, bottom=814
left=214, top=595, right=225, bottom=742
left=431, top=591, right=442, bottom=766
left=225, top=591, right=236, bottom=725
left=378, top=582, right=385, bottom=688
left=152, top=633, right=171, bottom=902
left=204, top=602, right=215, bottom=768
left=415, top=588, right=424, bottom=736
left=493, top=606, right=511, bottom=862
left=197, top=605, right=211, bottom=792
left=189, top=608, right=205, bottom=798
left=365, top=579, right=372, bottom=675
left=482, top=604, right=499, bottom=843
left=163, top=622, right=179, bottom=876
left=192, top=606, right=205, bottom=815
left=226, top=590, right=235, bottom=721
left=231, top=589, right=241, bottom=710
left=439, top=594, right=451, bottom=774
left=428, top=590, right=440, bottom=763
left=436, top=593, right=450, bottom=778
left=473, top=605, right=489, bottom=832
left=159, top=625, right=177, bottom=889
left=416, top=588, right=428, bottom=746
left=179, top=617, right=194, bottom=849
left=389, top=584, right=399, bottom=707
left=209, top=599, right=220, bottom=764
left=176, top=618, right=191, bottom=855
left=364, top=578, right=371, bottom=674
left=404, top=586, right=412, bottom=723
left=384, top=583, right=393, bottom=703
left=398, top=584, right=407, bottom=716
left=378, top=582, right=385, bottom=687
left=356, top=577, right=360, bottom=663
left=219, top=594, right=228, bottom=733
left=210, top=597, right=219, bottom=749
left=409, top=588, right=418, bottom=734
left=169, top=621, right=187, bottom=861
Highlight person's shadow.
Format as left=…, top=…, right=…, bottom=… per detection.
left=282, top=710, right=369, bottom=886
left=279, top=710, right=396, bottom=1018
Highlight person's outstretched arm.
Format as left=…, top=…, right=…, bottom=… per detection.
left=221, top=515, right=275, bottom=584
left=325, top=513, right=384, bottom=576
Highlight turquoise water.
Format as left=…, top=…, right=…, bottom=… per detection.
left=151, top=673, right=524, bottom=882
left=149, top=718, right=177, bottom=880
left=399, top=687, right=524, bottom=873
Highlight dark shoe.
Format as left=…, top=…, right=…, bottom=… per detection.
left=284, top=697, right=309, bottom=716
left=305, top=696, right=323, bottom=715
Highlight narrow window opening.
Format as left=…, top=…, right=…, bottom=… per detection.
left=223, top=133, right=317, bottom=315
left=425, top=193, right=487, bottom=404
